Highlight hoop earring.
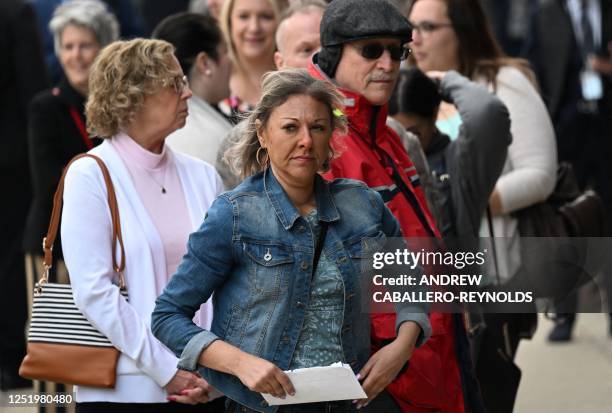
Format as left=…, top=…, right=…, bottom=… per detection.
left=321, top=157, right=331, bottom=172
left=256, top=147, right=269, bottom=167
left=320, top=147, right=333, bottom=172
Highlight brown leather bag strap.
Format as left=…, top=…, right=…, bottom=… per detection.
left=42, top=153, right=126, bottom=288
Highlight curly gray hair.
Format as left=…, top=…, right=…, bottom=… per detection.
left=49, top=0, right=119, bottom=56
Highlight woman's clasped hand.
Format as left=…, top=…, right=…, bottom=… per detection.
left=165, top=370, right=213, bottom=404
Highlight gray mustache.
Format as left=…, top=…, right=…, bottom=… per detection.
left=369, top=75, right=395, bottom=82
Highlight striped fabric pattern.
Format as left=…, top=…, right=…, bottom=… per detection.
left=28, top=283, right=128, bottom=347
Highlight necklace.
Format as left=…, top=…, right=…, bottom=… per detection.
left=143, top=167, right=167, bottom=194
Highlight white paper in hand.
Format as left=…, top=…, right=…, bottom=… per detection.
left=261, top=362, right=366, bottom=406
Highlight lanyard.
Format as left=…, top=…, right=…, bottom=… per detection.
left=69, top=106, right=94, bottom=150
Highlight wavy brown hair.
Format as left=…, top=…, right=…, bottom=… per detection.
left=224, top=68, right=347, bottom=179
left=86, top=38, right=180, bottom=138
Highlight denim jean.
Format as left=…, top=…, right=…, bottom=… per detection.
left=225, top=399, right=357, bottom=413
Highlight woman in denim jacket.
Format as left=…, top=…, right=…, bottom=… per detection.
left=152, top=69, right=431, bottom=413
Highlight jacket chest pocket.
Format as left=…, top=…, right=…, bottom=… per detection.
left=345, top=230, right=387, bottom=275
left=243, top=241, right=294, bottom=296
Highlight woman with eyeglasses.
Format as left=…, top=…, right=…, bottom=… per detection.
left=408, top=1, right=557, bottom=412
left=59, top=38, right=225, bottom=412
left=408, top=0, right=556, bottom=218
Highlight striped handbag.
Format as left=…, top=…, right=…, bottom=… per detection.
left=19, top=153, right=127, bottom=388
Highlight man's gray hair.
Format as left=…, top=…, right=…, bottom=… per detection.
left=49, top=0, right=119, bottom=56
left=275, top=0, right=326, bottom=52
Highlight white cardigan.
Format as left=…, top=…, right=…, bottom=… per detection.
left=479, top=66, right=558, bottom=282
left=61, top=140, right=223, bottom=402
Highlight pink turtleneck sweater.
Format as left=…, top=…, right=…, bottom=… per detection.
left=111, top=133, right=192, bottom=281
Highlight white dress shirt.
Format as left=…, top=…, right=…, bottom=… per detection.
left=566, top=0, right=602, bottom=50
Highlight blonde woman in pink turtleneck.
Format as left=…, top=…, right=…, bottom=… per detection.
left=59, top=39, right=226, bottom=412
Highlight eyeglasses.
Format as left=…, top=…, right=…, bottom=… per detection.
left=353, top=43, right=411, bottom=61
left=410, top=21, right=453, bottom=35
left=170, top=75, right=189, bottom=95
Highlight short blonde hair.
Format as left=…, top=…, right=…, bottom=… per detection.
left=225, top=69, right=347, bottom=179
left=86, top=38, right=179, bottom=138
left=219, top=0, right=283, bottom=70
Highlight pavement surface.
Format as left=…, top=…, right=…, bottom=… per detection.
left=514, top=312, right=612, bottom=413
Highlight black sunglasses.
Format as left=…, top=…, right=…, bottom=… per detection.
left=354, top=43, right=411, bottom=61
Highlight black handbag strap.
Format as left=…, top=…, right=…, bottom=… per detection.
left=312, top=221, right=329, bottom=280
left=379, top=150, right=436, bottom=238
left=486, top=207, right=502, bottom=285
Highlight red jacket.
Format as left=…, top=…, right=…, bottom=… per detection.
left=310, top=62, right=465, bottom=413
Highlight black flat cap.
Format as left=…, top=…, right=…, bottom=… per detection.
left=320, top=0, right=413, bottom=47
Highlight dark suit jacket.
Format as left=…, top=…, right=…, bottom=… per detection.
left=0, top=0, right=48, bottom=375
left=525, top=0, right=612, bottom=122
left=23, top=79, right=101, bottom=256
left=0, top=0, right=48, bottom=169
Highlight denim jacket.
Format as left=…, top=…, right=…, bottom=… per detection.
left=152, top=168, right=431, bottom=413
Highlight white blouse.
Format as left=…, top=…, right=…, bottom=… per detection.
left=480, top=66, right=558, bottom=282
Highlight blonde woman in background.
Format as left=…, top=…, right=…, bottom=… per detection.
left=218, top=0, right=283, bottom=118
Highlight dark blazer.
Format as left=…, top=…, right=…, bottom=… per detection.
left=525, top=0, right=612, bottom=122
left=0, top=0, right=48, bottom=383
left=23, top=79, right=101, bottom=256
left=0, top=0, right=48, bottom=168
left=525, top=0, right=612, bottom=237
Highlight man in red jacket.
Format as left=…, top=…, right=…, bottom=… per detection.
left=309, top=0, right=472, bottom=411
